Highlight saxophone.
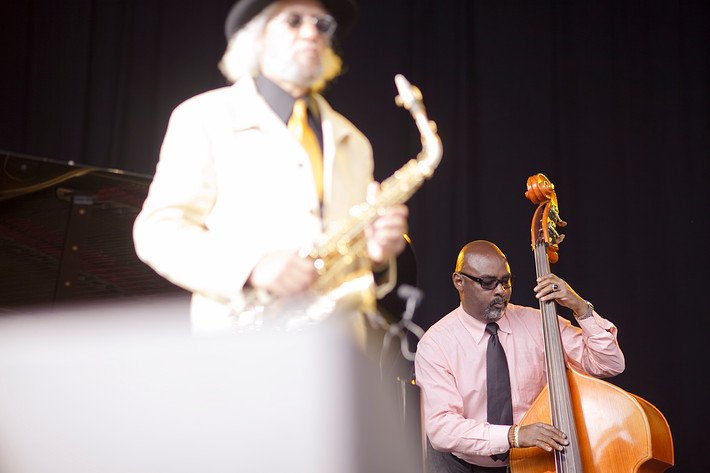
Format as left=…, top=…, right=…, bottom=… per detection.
left=234, top=74, right=442, bottom=330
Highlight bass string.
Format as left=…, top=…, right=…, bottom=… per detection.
left=534, top=243, right=579, bottom=445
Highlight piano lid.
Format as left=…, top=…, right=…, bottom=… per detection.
left=1, top=150, right=186, bottom=312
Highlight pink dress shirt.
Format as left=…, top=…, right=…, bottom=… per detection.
left=414, top=303, right=625, bottom=468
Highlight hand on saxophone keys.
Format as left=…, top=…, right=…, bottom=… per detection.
left=364, top=181, right=409, bottom=265
left=247, top=249, right=318, bottom=298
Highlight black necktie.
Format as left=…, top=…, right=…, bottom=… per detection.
left=486, top=322, right=513, bottom=461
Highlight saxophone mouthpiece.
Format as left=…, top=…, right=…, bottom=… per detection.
left=394, top=74, right=411, bottom=93
left=394, top=74, right=422, bottom=112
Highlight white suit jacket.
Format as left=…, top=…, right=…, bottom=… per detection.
left=133, top=76, right=375, bottom=332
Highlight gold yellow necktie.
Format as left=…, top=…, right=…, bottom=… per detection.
left=288, top=98, right=323, bottom=202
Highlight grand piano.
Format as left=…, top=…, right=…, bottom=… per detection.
left=0, top=150, right=186, bottom=312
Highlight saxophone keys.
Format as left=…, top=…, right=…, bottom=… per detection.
left=411, top=86, right=423, bottom=102
left=350, top=203, right=368, bottom=218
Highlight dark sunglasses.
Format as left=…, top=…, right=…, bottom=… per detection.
left=458, top=272, right=514, bottom=291
left=278, top=12, right=337, bottom=37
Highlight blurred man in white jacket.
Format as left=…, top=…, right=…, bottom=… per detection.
left=133, top=0, right=408, bottom=333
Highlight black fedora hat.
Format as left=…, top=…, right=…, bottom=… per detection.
left=224, top=0, right=358, bottom=41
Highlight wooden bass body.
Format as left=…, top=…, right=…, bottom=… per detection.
left=510, top=366, right=674, bottom=472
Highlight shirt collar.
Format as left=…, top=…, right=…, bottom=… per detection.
left=455, top=304, right=510, bottom=343
left=255, top=74, right=296, bottom=123
left=254, top=74, right=320, bottom=124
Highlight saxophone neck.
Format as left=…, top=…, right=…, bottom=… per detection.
left=395, top=74, right=442, bottom=177
left=417, top=118, right=442, bottom=178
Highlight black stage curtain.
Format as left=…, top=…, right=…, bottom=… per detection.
left=2, top=1, right=708, bottom=470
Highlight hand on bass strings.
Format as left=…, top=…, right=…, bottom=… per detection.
left=512, top=422, right=569, bottom=452
left=534, top=273, right=589, bottom=315
left=248, top=250, right=318, bottom=297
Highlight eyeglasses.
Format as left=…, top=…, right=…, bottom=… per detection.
left=458, top=272, right=514, bottom=291
left=277, top=12, right=338, bottom=37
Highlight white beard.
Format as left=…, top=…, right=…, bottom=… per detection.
left=261, top=46, right=323, bottom=88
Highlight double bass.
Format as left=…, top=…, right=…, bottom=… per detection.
left=509, top=174, right=674, bottom=473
